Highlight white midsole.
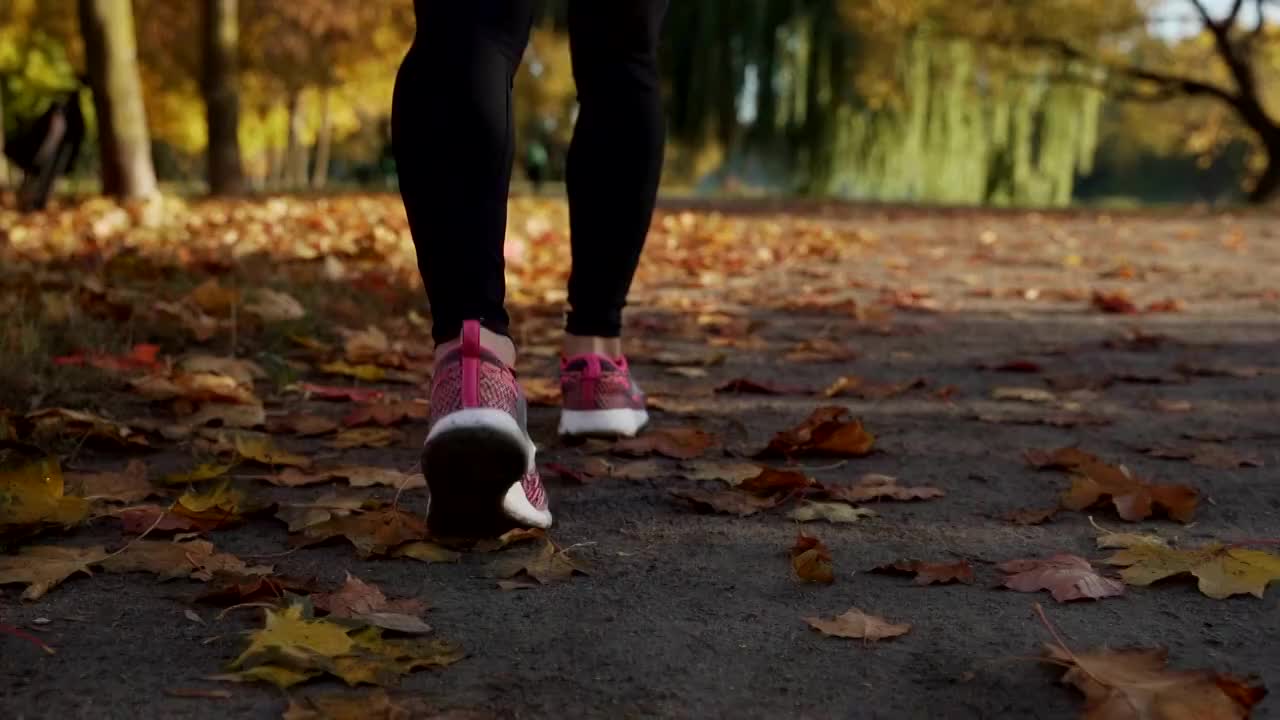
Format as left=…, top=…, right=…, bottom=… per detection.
left=558, top=408, right=650, bottom=438
left=425, top=408, right=535, bottom=471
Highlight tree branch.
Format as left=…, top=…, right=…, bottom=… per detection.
left=1187, top=0, right=1258, bottom=97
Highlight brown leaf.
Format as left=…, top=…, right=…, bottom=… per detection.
left=520, top=377, right=562, bottom=407
left=115, top=505, right=226, bottom=534
left=313, top=574, right=430, bottom=633
left=787, top=501, right=875, bottom=524
left=391, top=541, right=462, bottom=564
left=196, top=573, right=320, bottom=606
left=991, top=386, right=1058, bottom=404
left=1143, top=443, right=1263, bottom=469
left=468, top=528, right=546, bottom=553
left=274, top=493, right=369, bottom=532
left=738, top=466, right=815, bottom=496
left=873, top=559, right=974, bottom=585
left=298, top=384, right=387, bottom=403
left=804, top=608, right=910, bottom=641
left=266, top=413, right=340, bottom=436
left=177, top=355, right=266, bottom=385
left=1028, top=447, right=1199, bottom=522
left=824, top=474, right=944, bottom=503
left=612, top=427, right=716, bottom=460
left=756, top=406, right=875, bottom=458
left=0, top=545, right=108, bottom=600
left=999, top=554, right=1124, bottom=602
left=66, top=460, right=155, bottom=503
left=342, top=401, right=429, bottom=427
left=271, top=466, right=425, bottom=490
left=784, top=339, right=856, bottom=363
left=101, top=539, right=271, bottom=582
left=329, top=427, right=405, bottom=449
left=291, top=508, right=427, bottom=557
left=25, top=408, right=149, bottom=447
left=669, top=489, right=781, bottom=517
left=790, top=533, right=834, bottom=584
left=677, top=461, right=762, bottom=486
left=979, top=358, right=1043, bottom=373
left=1042, top=643, right=1265, bottom=719
left=824, top=375, right=926, bottom=400
left=1091, top=290, right=1139, bottom=314
left=495, top=541, right=588, bottom=588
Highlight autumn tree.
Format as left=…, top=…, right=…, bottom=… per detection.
left=203, top=0, right=243, bottom=195
left=77, top=0, right=157, bottom=198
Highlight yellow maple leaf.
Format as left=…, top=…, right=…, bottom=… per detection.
left=1106, top=543, right=1280, bottom=599
left=234, top=434, right=312, bottom=468
left=320, top=361, right=386, bottom=382
left=232, top=603, right=354, bottom=670
left=0, top=457, right=89, bottom=530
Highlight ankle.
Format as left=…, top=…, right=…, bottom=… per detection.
left=437, top=326, right=517, bottom=367
left=562, top=334, right=622, bottom=359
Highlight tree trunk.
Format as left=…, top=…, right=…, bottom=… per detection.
left=0, top=84, right=9, bottom=188
left=285, top=89, right=307, bottom=188
left=1247, top=134, right=1280, bottom=204
left=78, top=0, right=158, bottom=199
left=202, top=0, right=243, bottom=195
left=310, top=89, right=332, bottom=189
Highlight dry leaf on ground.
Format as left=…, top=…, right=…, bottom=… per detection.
left=1027, top=447, right=1198, bottom=522
left=196, top=574, right=321, bottom=606
left=162, top=462, right=235, bottom=486
left=329, top=427, right=405, bottom=449
left=343, top=401, right=429, bottom=428
left=495, top=541, right=588, bottom=589
left=100, top=538, right=271, bottom=581
left=67, top=460, right=155, bottom=503
left=270, top=466, right=424, bottom=490
left=612, top=427, right=716, bottom=460
left=1001, top=507, right=1060, bottom=525
left=282, top=690, right=445, bottom=720
left=25, top=408, right=149, bottom=447
left=715, top=378, right=807, bottom=395
left=266, top=413, right=340, bottom=436
left=823, top=474, right=944, bottom=503
left=1, top=457, right=89, bottom=531
left=756, top=406, right=875, bottom=458
left=298, top=384, right=387, bottom=403
left=1142, top=443, right=1263, bottom=469
left=1041, top=625, right=1265, bottom=719
left=872, top=559, right=975, bottom=585
left=739, top=466, right=815, bottom=495
left=788, top=501, right=875, bottom=524
left=678, top=461, right=762, bottom=486
left=669, top=488, right=781, bottom=517
left=790, top=533, right=834, bottom=584
left=999, top=554, right=1125, bottom=602
left=804, top=608, right=910, bottom=641
left=823, top=375, right=926, bottom=400
left=1106, top=543, right=1280, bottom=599
left=313, top=574, right=431, bottom=634
left=0, top=545, right=108, bottom=600
left=291, top=508, right=427, bottom=557
left=391, top=541, right=462, bottom=564
left=233, top=434, right=312, bottom=468
left=274, top=493, right=369, bottom=532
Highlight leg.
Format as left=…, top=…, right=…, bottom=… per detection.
left=393, top=0, right=535, bottom=349
left=564, top=0, right=669, bottom=350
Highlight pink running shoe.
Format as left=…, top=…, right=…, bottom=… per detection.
left=558, top=353, right=650, bottom=437
left=423, top=321, right=551, bottom=534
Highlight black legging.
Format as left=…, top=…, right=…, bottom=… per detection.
left=394, top=0, right=668, bottom=345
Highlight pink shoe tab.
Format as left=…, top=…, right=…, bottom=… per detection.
left=460, top=320, right=482, bottom=407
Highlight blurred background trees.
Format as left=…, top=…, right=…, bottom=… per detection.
left=0, top=0, right=1276, bottom=206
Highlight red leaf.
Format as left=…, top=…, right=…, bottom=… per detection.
left=299, top=384, right=386, bottom=403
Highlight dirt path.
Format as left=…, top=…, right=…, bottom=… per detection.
left=2, top=199, right=1278, bottom=718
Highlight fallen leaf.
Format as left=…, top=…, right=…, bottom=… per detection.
left=520, top=377, right=561, bottom=407
left=669, top=488, right=781, bottom=517
left=180, top=403, right=266, bottom=431
left=824, top=474, right=944, bottom=503
left=823, top=375, right=926, bottom=400
left=243, top=288, right=306, bottom=322
left=53, top=344, right=162, bottom=373
left=197, top=574, right=321, bottom=605
left=999, top=554, right=1125, bottom=602
left=178, top=355, right=266, bottom=385
left=292, top=508, right=427, bottom=557
left=609, top=459, right=663, bottom=480
left=1142, top=443, right=1263, bottom=469
left=872, top=559, right=975, bottom=585
left=313, top=574, right=431, bottom=634
left=787, top=501, right=875, bottom=524
left=329, top=427, right=404, bottom=449
left=756, top=407, right=875, bottom=458
left=391, top=542, right=462, bottom=564
left=0, top=545, right=108, bottom=600
left=612, top=427, right=716, bottom=460
left=299, top=384, right=386, bottom=403
left=234, top=434, right=312, bottom=468
left=1105, top=543, right=1280, bottom=599
left=495, top=541, right=588, bottom=588
left=646, top=349, right=726, bottom=367
left=468, top=527, right=546, bottom=553
left=67, top=460, right=156, bottom=503
left=274, top=493, right=368, bottom=532
left=739, top=466, right=815, bottom=496
left=992, top=387, right=1058, bottom=404
left=784, top=339, right=856, bottom=363
left=342, top=401, right=429, bottom=428
left=804, top=608, right=910, bottom=641
left=101, top=539, right=270, bottom=582
left=0, top=457, right=90, bottom=531
left=1091, top=290, right=1139, bottom=314
left=282, top=690, right=442, bottom=720
left=1029, top=447, right=1199, bottom=522
left=790, top=533, right=834, bottom=584
left=1094, top=529, right=1168, bottom=550
left=162, top=462, right=236, bottom=486
left=979, top=358, right=1043, bottom=373
left=132, top=372, right=259, bottom=406
left=267, top=413, right=340, bottom=436
left=25, top=408, right=148, bottom=447
left=678, top=461, right=762, bottom=486
left=1150, top=398, right=1193, bottom=414
left=320, top=361, right=386, bottom=382
left=115, top=505, right=224, bottom=534
left=1042, top=640, right=1265, bottom=719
